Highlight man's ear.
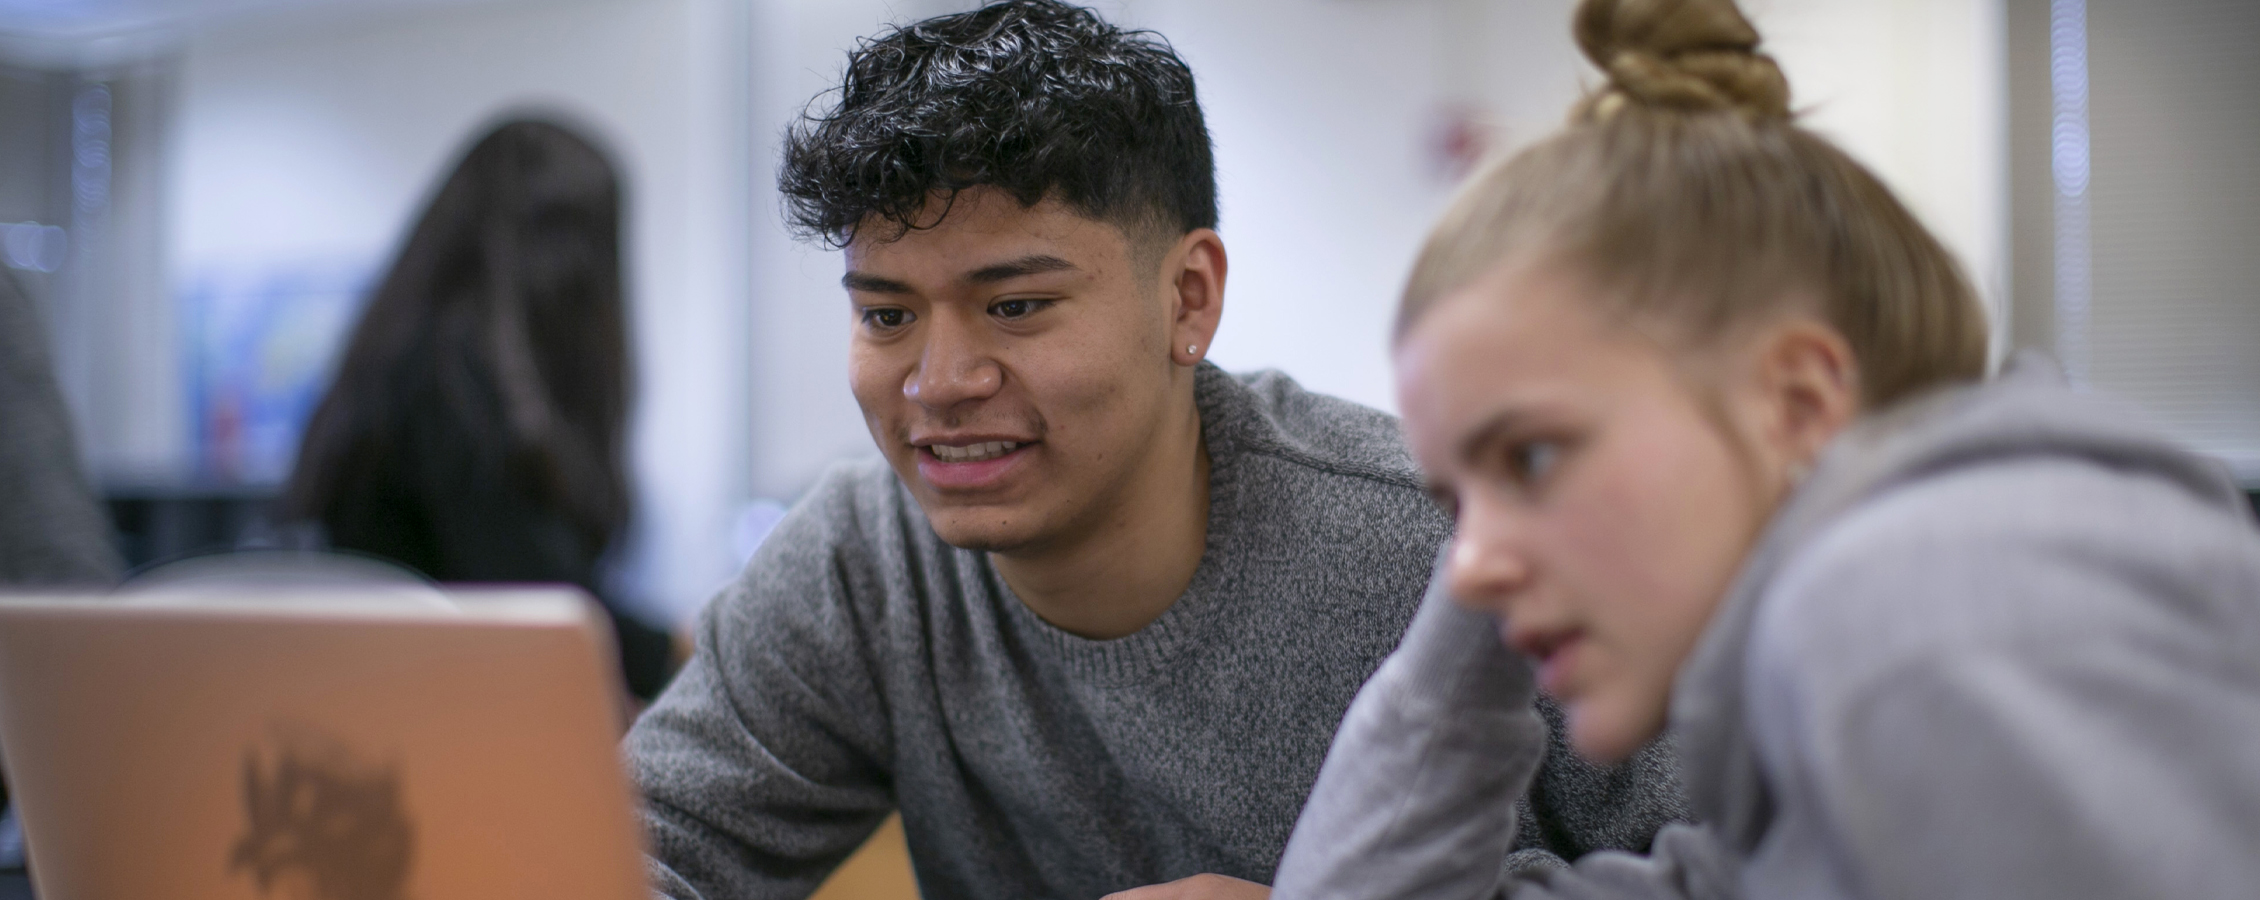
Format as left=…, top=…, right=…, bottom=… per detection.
left=1165, top=228, right=1226, bottom=367
left=1754, top=318, right=1861, bottom=470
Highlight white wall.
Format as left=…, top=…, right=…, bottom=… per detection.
left=735, top=0, right=961, bottom=504
left=1115, top=0, right=1457, bottom=415
left=169, top=0, right=753, bottom=622
left=1185, top=0, right=2009, bottom=404
left=1758, top=0, right=2011, bottom=362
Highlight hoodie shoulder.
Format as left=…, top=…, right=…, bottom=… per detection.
left=1760, top=452, right=2260, bottom=698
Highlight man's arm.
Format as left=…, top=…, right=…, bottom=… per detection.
left=624, top=483, right=898, bottom=900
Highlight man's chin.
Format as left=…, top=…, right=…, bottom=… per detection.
left=920, top=508, right=1045, bottom=554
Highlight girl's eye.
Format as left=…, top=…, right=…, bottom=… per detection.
left=862, top=307, right=912, bottom=329
left=991, top=298, right=1049, bottom=320
left=1509, top=441, right=1562, bottom=486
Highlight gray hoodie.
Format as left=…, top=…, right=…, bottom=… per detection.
left=1272, top=357, right=2260, bottom=900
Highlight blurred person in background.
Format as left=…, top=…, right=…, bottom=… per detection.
left=281, top=118, right=677, bottom=702
left=625, top=2, right=1687, bottom=899
left=1271, top=0, right=2260, bottom=898
left=0, top=263, right=123, bottom=874
left=0, top=269, right=122, bottom=588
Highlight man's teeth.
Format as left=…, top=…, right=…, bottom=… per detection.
left=929, top=441, right=1021, bottom=462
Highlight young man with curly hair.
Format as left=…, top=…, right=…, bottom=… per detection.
left=623, top=3, right=1685, bottom=898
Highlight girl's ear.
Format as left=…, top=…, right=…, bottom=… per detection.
left=1755, top=318, right=1861, bottom=474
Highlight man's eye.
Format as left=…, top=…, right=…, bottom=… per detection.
left=862, top=308, right=912, bottom=329
left=990, top=298, right=1049, bottom=320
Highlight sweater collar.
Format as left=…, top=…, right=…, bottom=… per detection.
left=990, top=362, right=1260, bottom=682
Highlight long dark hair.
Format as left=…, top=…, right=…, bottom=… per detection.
left=285, top=118, right=631, bottom=555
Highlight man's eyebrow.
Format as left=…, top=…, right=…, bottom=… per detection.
left=842, top=271, right=913, bottom=293
left=965, top=254, right=1078, bottom=285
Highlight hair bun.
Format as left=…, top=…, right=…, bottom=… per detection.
left=1573, top=0, right=1790, bottom=122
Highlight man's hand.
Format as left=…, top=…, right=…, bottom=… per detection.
left=1101, top=873, right=1270, bottom=899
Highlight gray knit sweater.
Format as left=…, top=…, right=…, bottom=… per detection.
left=626, top=364, right=1686, bottom=900
left=1272, top=356, right=2260, bottom=900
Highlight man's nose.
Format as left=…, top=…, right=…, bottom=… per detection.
left=905, top=317, right=1002, bottom=410
left=1444, top=505, right=1533, bottom=613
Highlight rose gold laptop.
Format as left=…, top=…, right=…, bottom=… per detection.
left=0, top=582, right=648, bottom=900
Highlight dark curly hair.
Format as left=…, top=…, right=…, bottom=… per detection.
left=779, top=0, right=1217, bottom=252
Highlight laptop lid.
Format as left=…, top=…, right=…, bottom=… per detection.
left=0, top=587, right=648, bottom=900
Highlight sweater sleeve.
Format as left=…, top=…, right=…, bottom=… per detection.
left=1272, top=566, right=1735, bottom=900
left=1270, top=565, right=1543, bottom=900
left=624, top=473, right=898, bottom=900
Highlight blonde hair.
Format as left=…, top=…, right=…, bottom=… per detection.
left=1399, top=0, right=1987, bottom=407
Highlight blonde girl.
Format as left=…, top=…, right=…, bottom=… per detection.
left=1272, top=0, right=2260, bottom=897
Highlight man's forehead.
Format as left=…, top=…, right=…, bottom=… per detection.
left=844, top=191, right=1129, bottom=278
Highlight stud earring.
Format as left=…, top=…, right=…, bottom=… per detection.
left=1187, top=344, right=1199, bottom=355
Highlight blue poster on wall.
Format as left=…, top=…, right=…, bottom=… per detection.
left=182, top=260, right=372, bottom=486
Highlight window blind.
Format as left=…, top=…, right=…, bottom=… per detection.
left=2076, top=0, right=2260, bottom=479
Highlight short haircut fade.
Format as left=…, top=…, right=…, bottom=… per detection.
left=779, top=0, right=1218, bottom=249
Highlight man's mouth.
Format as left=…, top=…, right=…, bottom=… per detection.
left=912, top=437, right=1038, bottom=491
left=925, top=440, right=1024, bottom=463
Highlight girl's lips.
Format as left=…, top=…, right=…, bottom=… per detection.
left=1509, top=626, right=1585, bottom=696
left=914, top=441, right=1036, bottom=491
left=1534, top=635, right=1582, bottom=697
